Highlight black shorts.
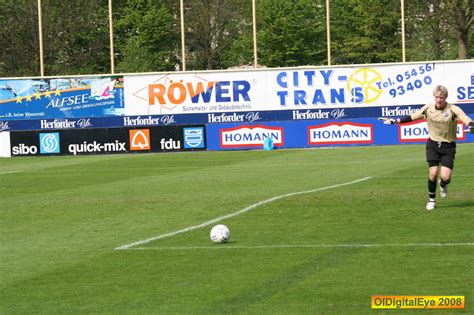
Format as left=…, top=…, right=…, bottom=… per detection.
left=426, top=138, right=456, bottom=169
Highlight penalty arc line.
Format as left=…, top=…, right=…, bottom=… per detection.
left=115, top=176, right=372, bottom=250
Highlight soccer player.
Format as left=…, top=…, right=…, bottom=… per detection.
left=381, top=85, right=474, bottom=210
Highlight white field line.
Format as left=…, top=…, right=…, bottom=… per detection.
left=0, top=171, right=19, bottom=175
left=123, top=243, right=474, bottom=251
left=115, top=177, right=372, bottom=250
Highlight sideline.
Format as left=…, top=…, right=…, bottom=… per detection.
left=115, top=176, right=372, bottom=250
left=122, top=243, right=474, bottom=251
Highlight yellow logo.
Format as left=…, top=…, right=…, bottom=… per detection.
left=348, top=68, right=383, bottom=104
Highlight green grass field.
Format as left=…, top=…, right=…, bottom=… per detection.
left=1, top=144, right=473, bottom=314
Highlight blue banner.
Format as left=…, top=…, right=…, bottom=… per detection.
left=0, top=77, right=124, bottom=120
left=205, top=117, right=474, bottom=150
left=1, top=104, right=473, bottom=133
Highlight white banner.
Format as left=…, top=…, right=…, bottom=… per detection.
left=124, top=61, right=474, bottom=115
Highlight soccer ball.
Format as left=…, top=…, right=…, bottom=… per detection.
left=210, top=224, right=230, bottom=244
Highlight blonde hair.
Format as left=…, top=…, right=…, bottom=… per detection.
left=433, top=85, right=448, bottom=98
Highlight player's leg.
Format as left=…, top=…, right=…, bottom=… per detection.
left=438, top=166, right=452, bottom=198
left=425, top=139, right=440, bottom=210
left=428, top=164, right=439, bottom=181
left=438, top=142, right=455, bottom=198
left=426, top=164, right=438, bottom=210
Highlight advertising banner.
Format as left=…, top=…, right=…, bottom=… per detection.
left=0, top=116, right=124, bottom=132
left=124, top=61, right=474, bottom=116
left=3, top=101, right=472, bottom=133
left=0, top=77, right=125, bottom=120
left=9, top=125, right=206, bottom=156
left=206, top=116, right=474, bottom=151
left=1, top=61, right=473, bottom=132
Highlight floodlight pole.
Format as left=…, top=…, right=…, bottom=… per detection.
left=108, top=0, right=115, bottom=74
left=180, top=0, right=186, bottom=71
left=401, top=0, right=406, bottom=62
left=37, top=0, right=45, bottom=77
left=252, top=0, right=258, bottom=68
left=326, top=0, right=331, bottom=66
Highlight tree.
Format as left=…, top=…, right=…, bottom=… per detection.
left=113, top=0, right=179, bottom=73
left=0, top=0, right=112, bottom=77
left=40, top=0, right=111, bottom=75
left=405, top=0, right=472, bottom=61
left=449, top=0, right=472, bottom=58
left=0, top=0, right=40, bottom=77
left=406, top=0, right=457, bottom=61
left=1, top=0, right=473, bottom=77
left=330, top=0, right=402, bottom=64
left=470, top=24, right=474, bottom=56
left=256, top=0, right=326, bottom=67
left=183, top=0, right=252, bottom=70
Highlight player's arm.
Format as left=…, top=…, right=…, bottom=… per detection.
left=451, top=105, right=474, bottom=133
left=378, top=116, right=412, bottom=125
left=378, top=104, right=428, bottom=125
left=467, top=121, right=474, bottom=133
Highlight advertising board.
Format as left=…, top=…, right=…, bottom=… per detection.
left=124, top=61, right=474, bottom=116
left=205, top=117, right=474, bottom=150
left=8, top=125, right=206, bottom=156
left=0, top=77, right=124, bottom=120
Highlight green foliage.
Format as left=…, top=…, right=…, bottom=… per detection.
left=405, top=1, right=458, bottom=61
left=184, top=0, right=253, bottom=70
left=0, top=0, right=112, bottom=76
left=257, top=0, right=326, bottom=67
left=0, top=0, right=40, bottom=77
left=221, top=35, right=255, bottom=69
left=470, top=30, right=474, bottom=57
left=330, top=0, right=402, bottom=64
left=405, top=0, right=473, bottom=61
left=40, top=0, right=110, bottom=75
left=113, top=0, right=179, bottom=73
left=0, top=0, right=472, bottom=76
left=446, top=0, right=472, bottom=59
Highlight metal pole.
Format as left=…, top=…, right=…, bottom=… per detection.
left=326, top=0, right=331, bottom=66
left=401, top=0, right=406, bottom=62
left=37, top=0, right=45, bottom=77
left=180, top=0, right=186, bottom=71
left=108, top=0, right=115, bottom=74
left=252, top=0, right=258, bottom=68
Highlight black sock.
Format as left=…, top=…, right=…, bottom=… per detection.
left=428, top=179, right=436, bottom=200
left=440, top=179, right=450, bottom=187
